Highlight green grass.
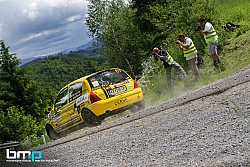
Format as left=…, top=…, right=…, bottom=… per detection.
left=217, top=0, right=250, bottom=22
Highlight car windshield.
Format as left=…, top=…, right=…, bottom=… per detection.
left=88, top=69, right=129, bottom=88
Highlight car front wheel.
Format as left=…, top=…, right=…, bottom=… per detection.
left=46, top=125, right=60, bottom=140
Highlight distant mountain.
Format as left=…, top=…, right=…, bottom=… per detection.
left=20, top=57, right=42, bottom=66
left=20, top=39, right=97, bottom=66
left=75, top=39, right=97, bottom=51
left=61, top=46, right=79, bottom=54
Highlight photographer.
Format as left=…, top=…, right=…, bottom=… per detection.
left=197, top=18, right=220, bottom=68
left=152, top=47, right=187, bottom=87
left=176, top=34, right=200, bottom=81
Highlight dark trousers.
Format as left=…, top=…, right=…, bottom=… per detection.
left=165, top=61, right=187, bottom=87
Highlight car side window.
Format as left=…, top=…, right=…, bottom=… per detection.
left=55, top=87, right=68, bottom=109
left=69, top=82, right=82, bottom=102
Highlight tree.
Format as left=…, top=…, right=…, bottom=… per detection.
left=0, top=107, right=41, bottom=143
left=0, top=40, right=21, bottom=111
left=131, top=0, right=220, bottom=58
left=0, top=40, right=53, bottom=142
left=0, top=40, right=50, bottom=120
left=86, top=0, right=149, bottom=78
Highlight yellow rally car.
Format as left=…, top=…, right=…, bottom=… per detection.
left=46, top=68, right=145, bottom=140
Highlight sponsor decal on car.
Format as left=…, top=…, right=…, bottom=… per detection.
left=70, top=114, right=76, bottom=119
left=108, top=86, right=127, bottom=96
left=127, top=84, right=132, bottom=89
left=52, top=116, right=61, bottom=124
left=115, top=97, right=128, bottom=106
left=88, top=104, right=93, bottom=109
left=76, top=93, right=88, bottom=106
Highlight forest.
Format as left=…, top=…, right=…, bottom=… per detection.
left=1, top=0, right=250, bottom=145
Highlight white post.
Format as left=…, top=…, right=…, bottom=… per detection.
left=0, top=53, right=2, bottom=66
left=41, top=135, right=46, bottom=144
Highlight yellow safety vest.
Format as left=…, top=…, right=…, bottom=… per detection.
left=205, top=22, right=218, bottom=43
left=161, top=50, right=173, bottom=65
left=183, top=37, right=198, bottom=57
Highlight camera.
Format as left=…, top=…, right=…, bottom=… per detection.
left=195, top=26, right=202, bottom=32
left=152, top=52, right=157, bottom=56
left=176, top=38, right=181, bottom=44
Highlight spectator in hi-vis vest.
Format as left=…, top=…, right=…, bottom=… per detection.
left=176, top=34, right=200, bottom=81
left=152, top=47, right=187, bottom=87
left=198, top=18, right=220, bottom=68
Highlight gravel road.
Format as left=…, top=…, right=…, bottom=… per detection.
left=3, top=65, right=250, bottom=167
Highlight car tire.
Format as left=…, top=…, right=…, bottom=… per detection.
left=46, top=125, right=60, bottom=140
left=130, top=99, right=145, bottom=113
left=81, top=108, right=101, bottom=127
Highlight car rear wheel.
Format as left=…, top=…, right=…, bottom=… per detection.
left=81, top=108, right=101, bottom=127
left=130, top=99, right=145, bottom=113
left=46, top=125, right=60, bottom=140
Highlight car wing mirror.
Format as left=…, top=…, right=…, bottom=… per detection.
left=47, top=107, right=52, bottom=112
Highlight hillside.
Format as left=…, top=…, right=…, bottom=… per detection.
left=22, top=54, right=106, bottom=93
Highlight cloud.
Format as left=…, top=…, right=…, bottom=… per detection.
left=23, top=2, right=39, bottom=20
left=0, top=0, right=90, bottom=60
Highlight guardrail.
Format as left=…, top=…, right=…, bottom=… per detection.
left=0, top=141, right=20, bottom=150
left=0, top=141, right=20, bottom=163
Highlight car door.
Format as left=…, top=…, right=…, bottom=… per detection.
left=53, top=87, right=72, bottom=131
left=67, top=82, right=84, bottom=124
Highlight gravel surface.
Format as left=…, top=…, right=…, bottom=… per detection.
left=2, top=65, right=250, bottom=167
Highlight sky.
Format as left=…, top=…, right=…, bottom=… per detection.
left=0, top=0, right=91, bottom=60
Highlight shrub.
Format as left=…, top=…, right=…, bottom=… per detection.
left=0, top=106, right=44, bottom=143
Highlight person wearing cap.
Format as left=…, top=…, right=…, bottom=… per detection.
left=152, top=47, right=187, bottom=87
left=198, top=18, right=220, bottom=68
left=176, top=34, right=200, bottom=81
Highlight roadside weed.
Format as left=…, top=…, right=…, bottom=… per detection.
left=219, top=99, right=250, bottom=127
